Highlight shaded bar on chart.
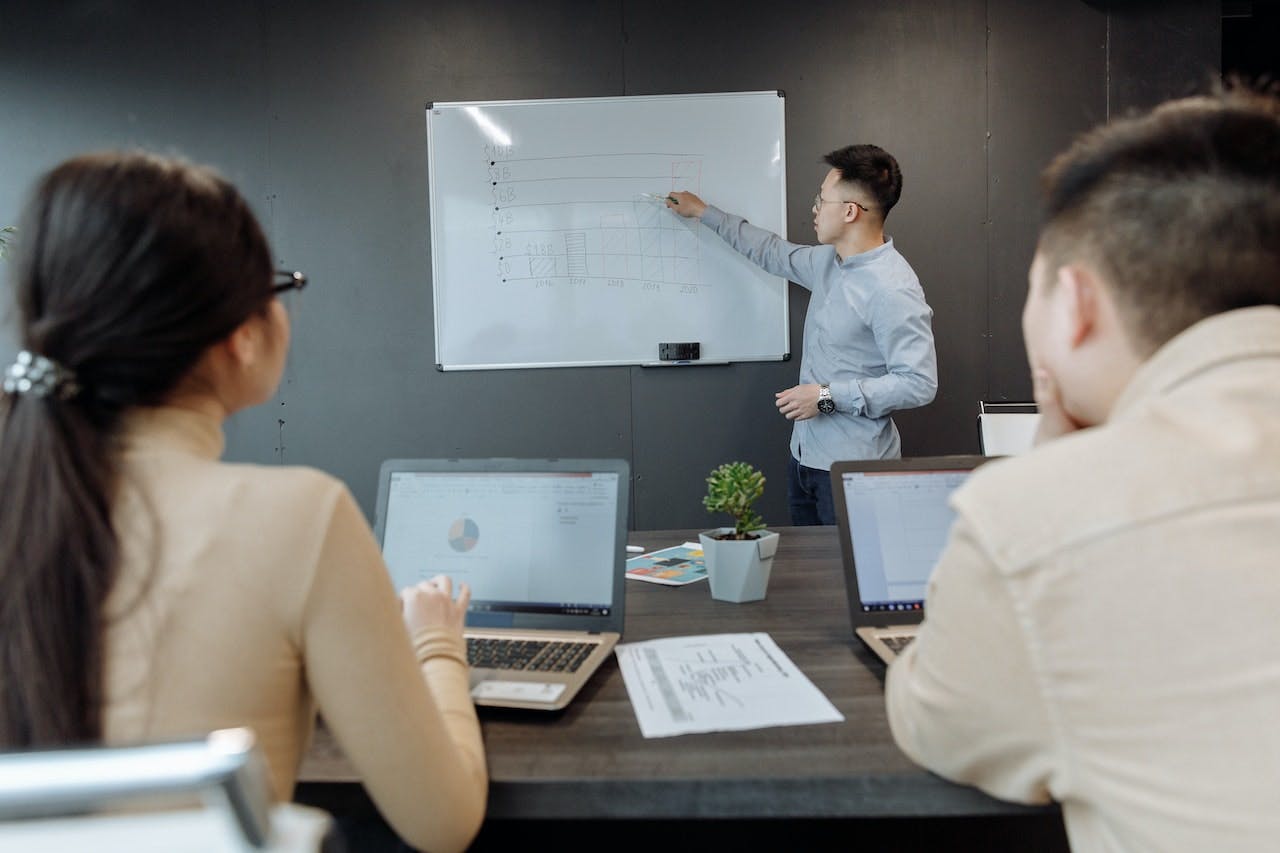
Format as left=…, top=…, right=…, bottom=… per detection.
left=565, top=231, right=587, bottom=276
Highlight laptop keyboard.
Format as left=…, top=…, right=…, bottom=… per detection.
left=881, top=634, right=916, bottom=654
left=467, top=638, right=597, bottom=673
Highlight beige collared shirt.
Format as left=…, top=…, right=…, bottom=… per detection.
left=103, top=406, right=486, bottom=853
left=887, top=306, right=1280, bottom=852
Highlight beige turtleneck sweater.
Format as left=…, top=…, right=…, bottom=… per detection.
left=103, top=406, right=486, bottom=853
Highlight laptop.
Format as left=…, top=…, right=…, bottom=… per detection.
left=830, top=456, right=991, bottom=665
left=373, top=458, right=629, bottom=710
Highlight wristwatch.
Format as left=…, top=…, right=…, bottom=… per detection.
left=817, top=384, right=835, bottom=414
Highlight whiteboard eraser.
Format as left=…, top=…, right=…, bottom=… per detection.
left=658, top=342, right=700, bottom=361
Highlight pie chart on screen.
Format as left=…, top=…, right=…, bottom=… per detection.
left=448, top=517, right=480, bottom=552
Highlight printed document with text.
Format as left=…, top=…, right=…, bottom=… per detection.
left=615, top=632, right=844, bottom=738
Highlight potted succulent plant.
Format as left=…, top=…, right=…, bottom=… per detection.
left=699, top=461, right=779, bottom=603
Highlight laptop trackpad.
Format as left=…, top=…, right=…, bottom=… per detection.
left=471, top=680, right=566, bottom=704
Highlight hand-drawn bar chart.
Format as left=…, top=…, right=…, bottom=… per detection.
left=494, top=153, right=704, bottom=289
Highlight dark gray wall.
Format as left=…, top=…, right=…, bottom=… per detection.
left=0, top=0, right=1219, bottom=529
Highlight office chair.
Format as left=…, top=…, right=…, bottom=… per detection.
left=0, top=727, right=334, bottom=852
left=977, top=401, right=1040, bottom=456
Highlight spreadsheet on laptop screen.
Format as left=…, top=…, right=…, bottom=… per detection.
left=381, top=470, right=619, bottom=616
left=840, top=469, right=968, bottom=610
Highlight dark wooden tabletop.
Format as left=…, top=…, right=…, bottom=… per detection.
left=298, top=526, right=1049, bottom=820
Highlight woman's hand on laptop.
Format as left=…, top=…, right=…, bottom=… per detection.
left=401, top=575, right=471, bottom=637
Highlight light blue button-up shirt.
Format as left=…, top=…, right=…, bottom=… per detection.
left=701, top=206, right=938, bottom=470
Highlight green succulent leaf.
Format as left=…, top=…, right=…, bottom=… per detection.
left=703, top=461, right=767, bottom=537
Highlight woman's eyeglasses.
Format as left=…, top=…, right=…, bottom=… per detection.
left=272, top=270, right=308, bottom=295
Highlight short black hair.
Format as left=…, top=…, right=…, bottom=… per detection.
left=823, top=144, right=903, bottom=219
left=1039, top=82, right=1280, bottom=353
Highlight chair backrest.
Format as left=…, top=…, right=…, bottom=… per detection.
left=0, top=728, right=328, bottom=851
left=977, top=401, right=1040, bottom=456
left=0, top=801, right=333, bottom=852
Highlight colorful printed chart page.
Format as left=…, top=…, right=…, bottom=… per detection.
left=625, top=542, right=707, bottom=586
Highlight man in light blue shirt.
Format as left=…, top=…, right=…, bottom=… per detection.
left=667, top=145, right=937, bottom=525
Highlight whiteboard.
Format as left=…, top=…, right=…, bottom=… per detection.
left=426, top=91, right=789, bottom=370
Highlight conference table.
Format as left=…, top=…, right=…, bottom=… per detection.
left=296, top=526, right=1063, bottom=848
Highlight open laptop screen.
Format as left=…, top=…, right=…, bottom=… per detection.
left=839, top=467, right=971, bottom=612
left=380, top=470, right=620, bottom=619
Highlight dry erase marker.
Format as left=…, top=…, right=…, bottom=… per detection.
left=625, top=545, right=645, bottom=553
left=639, top=192, right=677, bottom=204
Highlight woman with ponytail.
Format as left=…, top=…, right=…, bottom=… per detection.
left=0, top=153, right=486, bottom=853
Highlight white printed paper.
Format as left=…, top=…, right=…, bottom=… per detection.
left=614, top=632, right=844, bottom=738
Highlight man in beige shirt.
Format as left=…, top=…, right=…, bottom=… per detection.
left=886, top=87, right=1280, bottom=851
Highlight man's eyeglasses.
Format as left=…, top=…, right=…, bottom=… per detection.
left=813, top=193, right=870, bottom=213
left=272, top=270, right=308, bottom=295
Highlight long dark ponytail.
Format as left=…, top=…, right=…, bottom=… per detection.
left=0, top=152, right=273, bottom=747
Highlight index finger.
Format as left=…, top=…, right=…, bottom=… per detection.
left=455, top=582, right=472, bottom=612
left=429, top=574, right=453, bottom=597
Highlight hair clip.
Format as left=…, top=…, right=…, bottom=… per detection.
left=2, top=350, right=81, bottom=400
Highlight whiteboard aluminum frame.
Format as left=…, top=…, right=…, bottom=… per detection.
left=426, top=91, right=789, bottom=371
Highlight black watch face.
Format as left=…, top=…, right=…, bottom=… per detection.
left=818, top=398, right=835, bottom=414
